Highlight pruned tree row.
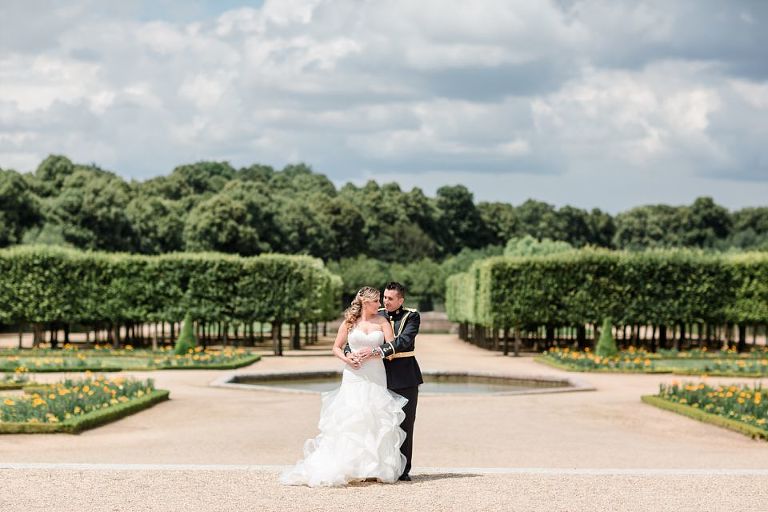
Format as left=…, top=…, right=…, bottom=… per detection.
left=0, top=246, right=341, bottom=355
left=446, top=249, right=768, bottom=354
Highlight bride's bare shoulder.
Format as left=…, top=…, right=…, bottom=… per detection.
left=372, top=316, right=389, bottom=327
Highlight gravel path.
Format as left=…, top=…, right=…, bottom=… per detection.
left=2, top=334, right=768, bottom=511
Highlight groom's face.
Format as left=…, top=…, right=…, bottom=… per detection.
left=382, top=289, right=404, bottom=312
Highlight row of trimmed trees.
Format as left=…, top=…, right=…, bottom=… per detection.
left=0, top=246, right=341, bottom=355
left=446, top=249, right=768, bottom=354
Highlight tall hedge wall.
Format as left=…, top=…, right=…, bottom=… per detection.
left=0, top=246, right=341, bottom=329
left=446, top=249, right=768, bottom=339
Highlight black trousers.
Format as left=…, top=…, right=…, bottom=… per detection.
left=391, top=385, right=418, bottom=476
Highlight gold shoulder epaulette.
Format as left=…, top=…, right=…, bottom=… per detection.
left=378, top=307, right=386, bottom=311
left=405, top=307, right=418, bottom=313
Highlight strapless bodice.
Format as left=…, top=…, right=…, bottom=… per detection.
left=348, top=329, right=384, bottom=351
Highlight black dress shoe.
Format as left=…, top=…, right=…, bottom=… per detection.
left=398, top=474, right=411, bottom=481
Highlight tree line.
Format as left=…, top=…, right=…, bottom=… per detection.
left=0, top=155, right=766, bottom=308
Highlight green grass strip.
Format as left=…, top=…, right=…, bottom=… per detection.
left=534, top=356, right=669, bottom=374
left=154, top=354, right=261, bottom=370
left=641, top=395, right=768, bottom=441
left=0, top=389, right=170, bottom=435
left=0, top=381, right=36, bottom=390
left=1, top=366, right=123, bottom=373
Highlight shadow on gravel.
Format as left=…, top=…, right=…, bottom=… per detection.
left=411, top=473, right=482, bottom=482
left=346, top=473, right=481, bottom=487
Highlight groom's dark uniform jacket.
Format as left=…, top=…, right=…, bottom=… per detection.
left=376, top=306, right=423, bottom=390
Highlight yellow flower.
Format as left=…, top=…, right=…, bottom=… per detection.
left=3, top=399, right=14, bottom=406
left=48, top=393, right=56, bottom=400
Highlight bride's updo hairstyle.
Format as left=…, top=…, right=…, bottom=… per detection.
left=344, top=286, right=380, bottom=331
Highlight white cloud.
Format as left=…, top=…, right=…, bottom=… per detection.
left=0, top=0, right=765, bottom=211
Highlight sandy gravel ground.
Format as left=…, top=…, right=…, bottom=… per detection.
left=2, top=334, right=768, bottom=511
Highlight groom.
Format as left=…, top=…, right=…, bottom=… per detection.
left=346, top=281, right=423, bottom=481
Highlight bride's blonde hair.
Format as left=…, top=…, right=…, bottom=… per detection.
left=344, top=286, right=380, bottom=331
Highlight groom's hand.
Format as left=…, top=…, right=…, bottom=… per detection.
left=352, top=348, right=372, bottom=363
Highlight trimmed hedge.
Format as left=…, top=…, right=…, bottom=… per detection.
left=641, top=395, right=768, bottom=440
left=0, top=389, right=170, bottom=434
left=0, top=246, right=341, bottom=334
left=447, top=248, right=768, bottom=334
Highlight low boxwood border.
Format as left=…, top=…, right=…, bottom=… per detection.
left=1, top=366, right=123, bottom=373
left=0, top=389, right=170, bottom=434
left=535, top=356, right=669, bottom=374
left=0, top=355, right=260, bottom=373
left=154, top=354, right=261, bottom=370
left=0, top=381, right=36, bottom=390
left=641, top=395, right=768, bottom=440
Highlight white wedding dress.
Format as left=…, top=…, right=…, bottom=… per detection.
left=280, top=328, right=408, bottom=487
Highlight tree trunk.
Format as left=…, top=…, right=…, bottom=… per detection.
left=737, top=324, right=747, bottom=353
left=503, top=327, right=509, bottom=356
left=513, top=326, right=521, bottom=357
left=292, top=322, right=301, bottom=350
left=659, top=325, right=667, bottom=350
left=272, top=322, right=283, bottom=356
left=18, top=324, right=24, bottom=349
left=222, top=322, right=229, bottom=346
left=576, top=325, right=586, bottom=351
left=112, top=323, right=120, bottom=349
left=675, top=323, right=684, bottom=351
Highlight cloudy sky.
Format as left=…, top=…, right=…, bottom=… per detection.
left=1, top=0, right=766, bottom=212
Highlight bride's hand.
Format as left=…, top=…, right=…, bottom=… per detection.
left=346, top=354, right=361, bottom=369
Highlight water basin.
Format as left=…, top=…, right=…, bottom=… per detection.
left=214, top=371, right=592, bottom=395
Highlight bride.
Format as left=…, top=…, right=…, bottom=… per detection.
left=280, top=286, right=407, bottom=487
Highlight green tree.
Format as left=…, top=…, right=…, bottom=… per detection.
left=314, top=197, right=367, bottom=261
left=504, top=235, right=573, bottom=257
left=183, top=181, right=278, bottom=255
left=435, top=185, right=490, bottom=255
left=327, top=256, right=392, bottom=306
left=126, top=195, right=185, bottom=254
left=478, top=202, right=520, bottom=246
left=0, top=169, right=42, bottom=247
left=47, top=168, right=134, bottom=251
left=682, top=197, right=732, bottom=248
left=34, top=154, right=75, bottom=196
left=515, top=199, right=560, bottom=240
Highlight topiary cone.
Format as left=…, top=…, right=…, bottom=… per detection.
left=596, top=317, right=618, bottom=358
left=174, top=313, right=198, bottom=355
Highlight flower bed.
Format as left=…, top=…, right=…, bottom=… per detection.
left=642, top=381, right=768, bottom=440
left=0, top=347, right=260, bottom=372
left=0, top=375, right=169, bottom=434
left=537, top=347, right=664, bottom=373
left=538, top=348, right=768, bottom=376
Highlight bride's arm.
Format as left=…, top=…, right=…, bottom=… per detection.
left=333, top=323, right=359, bottom=368
left=361, top=318, right=394, bottom=360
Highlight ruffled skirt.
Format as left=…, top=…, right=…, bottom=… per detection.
left=280, top=379, right=408, bottom=487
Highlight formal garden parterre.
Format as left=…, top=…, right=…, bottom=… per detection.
left=642, top=381, right=768, bottom=440
left=0, top=374, right=168, bottom=433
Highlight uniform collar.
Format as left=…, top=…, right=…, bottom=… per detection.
left=388, top=306, right=404, bottom=318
